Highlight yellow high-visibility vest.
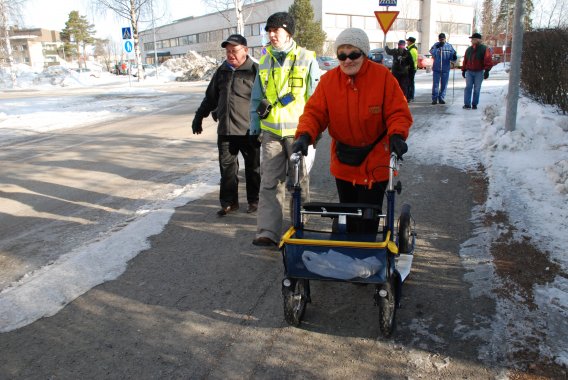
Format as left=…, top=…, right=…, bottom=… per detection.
left=258, top=44, right=315, bottom=137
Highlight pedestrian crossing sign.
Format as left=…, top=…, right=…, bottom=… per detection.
left=122, top=27, right=132, bottom=40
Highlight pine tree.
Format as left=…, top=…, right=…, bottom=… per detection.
left=60, top=11, right=96, bottom=68
left=288, top=0, right=326, bottom=55
left=495, top=0, right=533, bottom=36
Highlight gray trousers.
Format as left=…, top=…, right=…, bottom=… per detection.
left=256, top=132, right=312, bottom=242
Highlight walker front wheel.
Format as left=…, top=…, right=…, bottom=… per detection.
left=376, top=276, right=397, bottom=337
left=282, top=278, right=310, bottom=326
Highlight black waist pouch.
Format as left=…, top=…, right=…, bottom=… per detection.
left=335, top=129, right=387, bottom=166
left=335, top=141, right=375, bottom=166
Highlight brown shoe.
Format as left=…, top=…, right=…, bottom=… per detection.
left=252, top=237, right=277, bottom=247
left=247, top=202, right=258, bottom=213
left=217, top=203, right=239, bottom=216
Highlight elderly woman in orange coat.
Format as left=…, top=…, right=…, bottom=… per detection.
left=292, top=28, right=413, bottom=233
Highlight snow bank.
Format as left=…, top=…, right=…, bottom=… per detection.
left=162, top=50, right=218, bottom=81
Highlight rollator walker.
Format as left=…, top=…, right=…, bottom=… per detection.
left=279, top=153, right=415, bottom=337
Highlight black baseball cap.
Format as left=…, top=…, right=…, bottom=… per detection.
left=221, top=34, right=247, bottom=48
left=469, top=32, right=482, bottom=39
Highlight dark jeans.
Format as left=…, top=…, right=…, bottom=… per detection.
left=335, top=178, right=388, bottom=234
left=393, top=72, right=410, bottom=99
left=407, top=69, right=416, bottom=100
left=218, top=135, right=260, bottom=207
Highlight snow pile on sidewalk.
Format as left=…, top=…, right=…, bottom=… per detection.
left=0, top=63, right=107, bottom=89
left=162, top=50, right=218, bottom=82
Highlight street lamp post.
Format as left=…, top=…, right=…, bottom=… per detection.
left=151, top=0, right=159, bottom=78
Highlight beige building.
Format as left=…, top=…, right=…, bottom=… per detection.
left=1, top=28, right=64, bottom=71
left=139, top=0, right=475, bottom=63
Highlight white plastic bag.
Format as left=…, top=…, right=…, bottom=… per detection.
left=302, top=249, right=382, bottom=280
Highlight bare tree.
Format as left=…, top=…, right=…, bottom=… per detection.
left=481, top=0, right=495, bottom=40
left=202, top=0, right=258, bottom=35
left=0, top=0, right=25, bottom=86
left=533, top=0, right=568, bottom=28
left=90, top=0, right=153, bottom=80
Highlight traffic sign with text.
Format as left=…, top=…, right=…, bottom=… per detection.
left=379, top=0, right=398, bottom=6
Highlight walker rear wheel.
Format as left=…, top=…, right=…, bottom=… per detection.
left=398, top=204, right=412, bottom=254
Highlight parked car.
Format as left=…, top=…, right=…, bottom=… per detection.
left=492, top=54, right=502, bottom=67
left=368, top=48, right=393, bottom=69
left=417, top=54, right=433, bottom=70
left=71, top=67, right=101, bottom=78
left=130, top=64, right=154, bottom=77
left=316, top=56, right=339, bottom=71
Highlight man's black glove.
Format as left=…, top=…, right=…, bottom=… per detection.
left=389, top=134, right=408, bottom=159
left=292, top=134, right=310, bottom=156
left=462, top=70, right=466, bottom=78
left=484, top=70, right=490, bottom=80
left=211, top=110, right=218, bottom=122
left=247, top=130, right=261, bottom=148
left=192, top=118, right=203, bottom=135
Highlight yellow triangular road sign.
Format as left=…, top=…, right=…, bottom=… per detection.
left=374, top=11, right=399, bottom=34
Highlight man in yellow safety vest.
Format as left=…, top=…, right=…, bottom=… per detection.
left=249, top=12, right=320, bottom=247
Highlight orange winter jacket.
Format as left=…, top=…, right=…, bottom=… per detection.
left=295, top=59, right=412, bottom=185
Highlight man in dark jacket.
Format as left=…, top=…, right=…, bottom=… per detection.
left=385, top=40, right=413, bottom=99
left=461, top=32, right=493, bottom=110
left=192, top=34, right=260, bottom=216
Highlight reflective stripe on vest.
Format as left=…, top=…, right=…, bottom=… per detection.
left=258, top=44, right=314, bottom=137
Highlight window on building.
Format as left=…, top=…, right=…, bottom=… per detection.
left=325, top=14, right=350, bottom=28
left=365, top=16, right=379, bottom=29
left=393, top=18, right=419, bottom=31
left=458, top=23, right=471, bottom=35
left=436, top=22, right=471, bottom=36
left=169, top=38, right=178, bottom=47
left=251, top=23, right=260, bottom=36
left=243, top=25, right=252, bottom=37
left=351, top=15, right=365, bottom=29
left=162, top=39, right=171, bottom=48
left=180, top=36, right=189, bottom=45
left=336, top=14, right=350, bottom=28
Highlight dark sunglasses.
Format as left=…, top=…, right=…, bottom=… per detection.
left=337, top=51, right=364, bottom=61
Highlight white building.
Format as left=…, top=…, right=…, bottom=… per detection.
left=1, top=28, right=64, bottom=71
left=139, top=0, right=475, bottom=63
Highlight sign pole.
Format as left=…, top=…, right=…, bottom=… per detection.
left=383, top=6, right=388, bottom=48
left=377, top=0, right=398, bottom=48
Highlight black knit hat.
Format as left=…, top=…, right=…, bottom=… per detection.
left=265, top=12, right=295, bottom=35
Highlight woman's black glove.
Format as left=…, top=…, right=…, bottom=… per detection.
left=462, top=70, right=466, bottom=78
left=389, top=134, right=408, bottom=159
left=484, top=70, right=490, bottom=79
left=292, top=134, right=311, bottom=156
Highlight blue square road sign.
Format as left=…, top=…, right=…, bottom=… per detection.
left=122, top=27, right=132, bottom=40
